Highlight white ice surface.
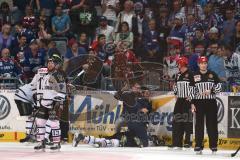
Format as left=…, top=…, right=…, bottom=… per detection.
left=0, top=143, right=238, bottom=160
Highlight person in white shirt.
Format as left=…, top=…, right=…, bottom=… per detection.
left=115, top=0, right=135, bottom=32
left=101, top=0, right=120, bottom=26
left=95, top=16, right=114, bottom=43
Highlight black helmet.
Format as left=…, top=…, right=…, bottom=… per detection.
left=48, top=54, right=63, bottom=66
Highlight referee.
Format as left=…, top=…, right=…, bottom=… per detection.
left=171, top=57, right=194, bottom=149
left=191, top=56, right=222, bottom=154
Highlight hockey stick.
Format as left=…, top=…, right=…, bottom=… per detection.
left=192, top=111, right=196, bottom=146
left=231, top=146, right=240, bottom=157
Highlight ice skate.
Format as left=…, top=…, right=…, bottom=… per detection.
left=50, top=143, right=61, bottom=151
left=119, top=135, right=127, bottom=147
left=34, top=141, right=45, bottom=152
left=211, top=148, right=217, bottom=155
left=194, top=147, right=203, bottom=155
left=133, top=137, right=143, bottom=148
left=183, top=144, right=191, bottom=150
left=172, top=147, right=183, bottom=150
left=20, top=135, right=33, bottom=143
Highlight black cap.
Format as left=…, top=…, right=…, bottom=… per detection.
left=99, top=16, right=107, bottom=22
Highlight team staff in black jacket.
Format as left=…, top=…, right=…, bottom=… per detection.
left=191, top=56, right=222, bottom=154
left=171, top=56, right=195, bottom=149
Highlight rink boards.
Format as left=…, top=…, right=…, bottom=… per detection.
left=0, top=90, right=240, bottom=149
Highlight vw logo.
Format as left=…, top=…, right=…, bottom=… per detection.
left=0, top=95, right=11, bottom=120
left=216, top=97, right=224, bottom=123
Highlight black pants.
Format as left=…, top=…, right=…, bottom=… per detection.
left=172, top=98, right=193, bottom=147
left=194, top=99, right=218, bottom=149
left=128, top=121, right=149, bottom=147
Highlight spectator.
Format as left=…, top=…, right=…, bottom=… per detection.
left=192, top=25, right=207, bottom=49
left=157, top=5, right=169, bottom=31
left=201, top=2, right=224, bottom=31
left=131, top=2, right=148, bottom=58
left=12, top=0, right=31, bottom=23
left=0, top=48, right=21, bottom=77
left=208, top=44, right=226, bottom=81
left=70, top=0, right=85, bottom=10
left=168, top=0, right=182, bottom=27
left=188, top=43, right=205, bottom=72
left=37, top=21, right=51, bottom=40
left=156, top=5, right=171, bottom=56
left=79, top=32, right=89, bottom=51
left=65, top=41, right=87, bottom=61
left=222, top=7, right=236, bottom=45
left=38, top=9, right=51, bottom=30
left=206, top=26, right=220, bottom=45
left=115, top=0, right=134, bottom=32
left=90, top=34, right=107, bottom=62
left=179, top=0, right=205, bottom=23
left=230, top=21, right=240, bottom=54
left=101, top=0, right=120, bottom=26
left=95, top=16, right=114, bottom=43
left=35, top=0, right=56, bottom=17
left=57, top=0, right=71, bottom=14
left=52, top=5, right=71, bottom=37
left=22, top=40, right=46, bottom=81
left=47, top=40, right=61, bottom=58
left=22, top=5, right=37, bottom=32
left=142, top=19, right=160, bottom=62
left=205, top=2, right=224, bottom=31
left=0, top=24, right=14, bottom=51
left=184, top=14, right=199, bottom=42
left=115, top=21, right=134, bottom=49
left=13, top=23, right=35, bottom=45
left=70, top=0, right=97, bottom=41
left=11, top=34, right=28, bottom=60
left=0, top=2, right=14, bottom=27
left=169, top=13, right=186, bottom=41
left=222, top=44, right=240, bottom=87
left=206, top=42, right=218, bottom=58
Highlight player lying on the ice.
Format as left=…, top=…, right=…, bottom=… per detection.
left=72, top=131, right=161, bottom=148
left=72, top=86, right=155, bottom=148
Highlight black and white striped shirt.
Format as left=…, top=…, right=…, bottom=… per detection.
left=192, top=70, right=222, bottom=100
left=173, top=70, right=195, bottom=99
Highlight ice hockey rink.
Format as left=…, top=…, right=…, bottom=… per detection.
left=0, top=143, right=238, bottom=160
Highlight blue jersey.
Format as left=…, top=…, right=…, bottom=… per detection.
left=0, top=58, right=22, bottom=76
left=22, top=48, right=46, bottom=78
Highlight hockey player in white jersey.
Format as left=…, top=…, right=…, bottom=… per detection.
left=72, top=133, right=120, bottom=148
left=14, top=68, right=48, bottom=143
left=33, top=56, right=66, bottom=151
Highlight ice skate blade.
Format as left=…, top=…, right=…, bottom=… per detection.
left=183, top=147, right=191, bottom=151
left=34, top=148, right=45, bottom=152
left=49, top=149, right=61, bottom=152
left=195, top=151, right=202, bottom=155
left=212, top=151, right=217, bottom=155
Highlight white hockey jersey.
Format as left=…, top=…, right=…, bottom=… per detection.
left=39, top=73, right=66, bottom=109
left=14, top=83, right=34, bottom=105
left=30, top=68, right=48, bottom=107
left=224, top=52, right=240, bottom=79
left=164, top=54, right=180, bottom=79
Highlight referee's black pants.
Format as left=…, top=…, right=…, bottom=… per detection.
left=194, top=99, right=218, bottom=149
left=172, top=98, right=193, bottom=147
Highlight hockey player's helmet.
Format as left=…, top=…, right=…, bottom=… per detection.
left=198, top=56, right=208, bottom=63
left=48, top=54, right=63, bottom=66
